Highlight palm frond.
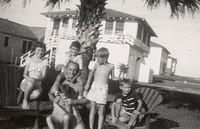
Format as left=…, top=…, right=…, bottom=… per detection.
left=0, top=0, right=11, bottom=6
left=145, top=0, right=200, bottom=17
left=45, top=0, right=70, bottom=8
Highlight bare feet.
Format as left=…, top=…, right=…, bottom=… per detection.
left=22, top=101, right=30, bottom=109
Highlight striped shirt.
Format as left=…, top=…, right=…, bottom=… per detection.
left=119, top=89, right=140, bottom=113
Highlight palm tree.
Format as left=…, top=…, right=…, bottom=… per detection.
left=118, top=63, right=129, bottom=79
left=1, top=0, right=199, bottom=58
left=1, top=0, right=200, bottom=75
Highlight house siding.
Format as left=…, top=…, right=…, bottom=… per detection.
left=0, top=32, right=36, bottom=64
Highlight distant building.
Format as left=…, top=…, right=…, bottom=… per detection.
left=0, top=18, right=37, bottom=64
left=147, top=41, right=177, bottom=75
left=42, top=8, right=157, bottom=82
left=166, top=56, right=177, bottom=75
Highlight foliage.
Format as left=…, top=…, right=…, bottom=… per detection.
left=1, top=0, right=200, bottom=17
left=145, top=0, right=200, bottom=17
left=76, top=0, right=107, bottom=49
left=118, top=63, right=128, bottom=79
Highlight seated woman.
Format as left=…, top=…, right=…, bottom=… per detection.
left=19, top=42, right=48, bottom=109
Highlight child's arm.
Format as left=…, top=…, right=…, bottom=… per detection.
left=132, top=99, right=142, bottom=115
left=110, top=64, right=115, bottom=79
left=84, top=63, right=97, bottom=91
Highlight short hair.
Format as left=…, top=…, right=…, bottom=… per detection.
left=119, top=78, right=131, bottom=86
left=96, top=47, right=109, bottom=58
left=32, top=41, right=46, bottom=51
left=70, top=41, right=81, bottom=50
left=66, top=61, right=80, bottom=71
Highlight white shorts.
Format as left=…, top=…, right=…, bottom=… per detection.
left=87, top=82, right=108, bottom=104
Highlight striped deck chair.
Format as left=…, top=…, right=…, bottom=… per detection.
left=105, top=87, right=163, bottom=129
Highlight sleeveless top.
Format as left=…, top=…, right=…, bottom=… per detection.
left=26, top=58, right=48, bottom=79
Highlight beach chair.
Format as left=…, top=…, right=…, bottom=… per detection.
left=105, top=87, right=163, bottom=129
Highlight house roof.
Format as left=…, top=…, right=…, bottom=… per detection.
left=29, top=27, right=46, bottom=41
left=0, top=18, right=37, bottom=39
left=42, top=8, right=157, bottom=37
left=150, top=41, right=171, bottom=54
left=168, top=56, right=177, bottom=61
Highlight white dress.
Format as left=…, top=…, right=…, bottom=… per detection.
left=87, top=81, right=108, bottom=104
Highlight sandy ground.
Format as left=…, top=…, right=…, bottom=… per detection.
left=0, top=84, right=200, bottom=129
left=150, top=90, right=200, bottom=129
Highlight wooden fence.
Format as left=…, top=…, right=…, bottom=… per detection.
left=0, top=64, right=58, bottom=107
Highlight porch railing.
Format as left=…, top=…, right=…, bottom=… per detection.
left=19, top=47, right=55, bottom=67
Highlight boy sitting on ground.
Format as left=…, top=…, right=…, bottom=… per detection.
left=111, top=79, right=143, bottom=125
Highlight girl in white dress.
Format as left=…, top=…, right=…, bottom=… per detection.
left=20, top=43, right=48, bottom=109
left=84, top=47, right=114, bottom=129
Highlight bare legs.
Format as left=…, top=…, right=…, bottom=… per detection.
left=89, top=101, right=96, bottom=129
left=46, top=115, right=56, bottom=129
left=111, top=102, right=121, bottom=123
left=97, top=104, right=105, bottom=129
left=46, top=114, right=70, bottom=129
left=21, top=80, right=42, bottom=109
left=46, top=112, right=85, bottom=129
left=22, top=81, right=34, bottom=109
left=89, top=101, right=105, bottom=129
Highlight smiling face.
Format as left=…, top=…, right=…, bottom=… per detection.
left=70, top=46, right=80, bottom=56
left=120, top=82, right=132, bottom=95
left=34, top=47, right=45, bottom=58
left=64, top=62, right=79, bottom=80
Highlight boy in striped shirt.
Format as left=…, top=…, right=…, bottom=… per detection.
left=111, top=79, right=143, bottom=124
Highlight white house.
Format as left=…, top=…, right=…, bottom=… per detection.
left=42, top=8, right=157, bottom=82
left=147, top=41, right=177, bottom=76
left=166, top=56, right=177, bottom=75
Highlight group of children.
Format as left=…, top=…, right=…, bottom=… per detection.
left=19, top=40, right=144, bottom=129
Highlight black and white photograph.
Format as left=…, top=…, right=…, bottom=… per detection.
left=0, top=0, right=200, bottom=129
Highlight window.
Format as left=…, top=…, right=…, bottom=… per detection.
left=72, top=18, right=78, bottom=29
left=27, top=41, right=32, bottom=50
left=4, top=36, right=9, bottom=47
left=142, top=29, right=147, bottom=43
left=22, top=40, right=32, bottom=53
left=53, top=18, right=60, bottom=30
left=62, top=18, right=69, bottom=28
left=115, top=21, right=124, bottom=34
left=137, top=24, right=143, bottom=40
left=105, top=20, right=114, bottom=34
left=146, top=34, right=151, bottom=46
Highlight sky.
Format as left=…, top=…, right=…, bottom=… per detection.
left=0, top=0, right=200, bottom=78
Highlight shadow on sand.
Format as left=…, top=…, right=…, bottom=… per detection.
left=150, top=118, right=179, bottom=129
left=161, top=90, right=200, bottom=111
